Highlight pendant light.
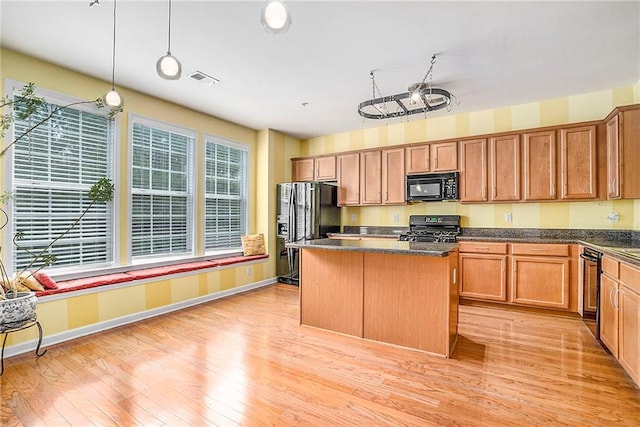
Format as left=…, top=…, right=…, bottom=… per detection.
left=103, top=0, right=124, bottom=111
left=156, top=0, right=182, bottom=80
left=261, top=0, right=292, bottom=34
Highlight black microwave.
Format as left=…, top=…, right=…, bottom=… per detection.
left=406, top=172, right=459, bottom=202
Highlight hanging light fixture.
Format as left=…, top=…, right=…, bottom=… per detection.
left=156, top=0, right=182, bottom=80
left=357, top=54, right=457, bottom=120
left=261, top=0, right=292, bottom=33
left=103, top=0, right=124, bottom=111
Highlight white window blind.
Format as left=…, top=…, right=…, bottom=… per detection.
left=131, top=119, right=194, bottom=258
left=11, top=96, right=114, bottom=272
left=204, top=138, right=247, bottom=251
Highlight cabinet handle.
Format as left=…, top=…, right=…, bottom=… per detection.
left=493, top=186, right=497, bottom=199
left=474, top=247, right=490, bottom=251
left=552, top=184, right=556, bottom=197
left=435, top=157, right=438, bottom=168
left=482, top=186, right=486, bottom=198
left=609, top=286, right=616, bottom=309
left=615, top=288, right=621, bottom=311
left=530, top=248, right=548, bottom=252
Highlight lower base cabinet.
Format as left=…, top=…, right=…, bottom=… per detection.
left=459, top=253, right=507, bottom=301
left=600, top=273, right=619, bottom=358
left=600, top=257, right=640, bottom=387
left=511, top=256, right=570, bottom=309
left=619, top=284, right=639, bottom=383
left=458, top=241, right=575, bottom=311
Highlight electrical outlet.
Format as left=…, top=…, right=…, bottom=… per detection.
left=505, top=213, right=512, bottom=223
left=351, top=214, right=357, bottom=222
left=393, top=213, right=400, bottom=223
left=246, top=266, right=253, bottom=276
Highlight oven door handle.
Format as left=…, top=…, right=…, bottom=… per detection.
left=580, top=253, right=600, bottom=263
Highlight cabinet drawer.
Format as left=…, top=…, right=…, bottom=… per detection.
left=602, top=256, right=620, bottom=279
left=511, top=243, right=569, bottom=257
left=620, top=262, right=640, bottom=293
left=458, top=242, right=508, bottom=254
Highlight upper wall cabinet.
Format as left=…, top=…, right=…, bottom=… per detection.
left=314, top=155, right=336, bottom=181
left=292, top=155, right=336, bottom=182
left=606, top=106, right=640, bottom=199
left=360, top=151, right=382, bottom=205
left=489, top=134, right=521, bottom=201
left=523, top=130, right=557, bottom=201
left=459, top=139, right=488, bottom=202
left=381, top=147, right=406, bottom=204
left=559, top=125, right=597, bottom=200
left=406, top=142, right=458, bottom=175
left=337, top=153, right=360, bottom=205
left=292, top=158, right=314, bottom=181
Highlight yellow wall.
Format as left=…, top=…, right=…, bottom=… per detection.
left=1, top=49, right=282, bottom=348
left=301, top=84, right=640, bottom=230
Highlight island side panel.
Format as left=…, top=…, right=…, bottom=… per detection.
left=362, top=252, right=454, bottom=357
left=300, top=248, right=364, bottom=337
left=448, top=250, right=459, bottom=356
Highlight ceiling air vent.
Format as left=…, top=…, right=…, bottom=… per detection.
left=188, top=71, right=220, bottom=86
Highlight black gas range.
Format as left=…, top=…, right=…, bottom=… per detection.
left=398, top=215, right=461, bottom=243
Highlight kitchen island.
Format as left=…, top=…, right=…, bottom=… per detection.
left=288, top=238, right=459, bottom=357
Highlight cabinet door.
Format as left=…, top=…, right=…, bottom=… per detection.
left=459, top=139, right=488, bottom=202
left=360, top=150, right=382, bottom=204
left=600, top=274, right=619, bottom=358
left=489, top=134, right=521, bottom=201
left=523, top=130, right=556, bottom=200
left=619, top=285, right=639, bottom=384
left=337, top=153, right=360, bottom=205
left=431, top=142, right=458, bottom=172
left=292, top=158, right=314, bottom=182
left=314, top=155, right=336, bottom=181
left=511, top=256, right=569, bottom=309
left=459, top=253, right=507, bottom=301
left=381, top=147, right=406, bottom=204
left=606, top=114, right=621, bottom=199
left=405, top=145, right=430, bottom=174
left=560, top=125, right=597, bottom=199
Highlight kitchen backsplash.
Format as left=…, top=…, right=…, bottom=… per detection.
left=340, top=199, right=640, bottom=230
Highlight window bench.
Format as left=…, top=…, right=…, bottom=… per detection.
left=35, top=254, right=269, bottom=297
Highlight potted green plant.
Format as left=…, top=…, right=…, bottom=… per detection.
left=0, top=83, right=115, bottom=327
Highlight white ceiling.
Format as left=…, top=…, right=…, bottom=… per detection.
left=1, top=1, right=639, bottom=140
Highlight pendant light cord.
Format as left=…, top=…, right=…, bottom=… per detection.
left=167, top=0, right=172, bottom=54
left=110, top=0, right=117, bottom=90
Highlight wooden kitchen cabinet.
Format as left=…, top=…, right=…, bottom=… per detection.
left=459, top=252, right=507, bottom=301
left=606, top=107, right=640, bottom=199
left=360, top=150, right=382, bottom=204
left=313, top=155, right=336, bottom=181
left=510, top=243, right=570, bottom=310
left=337, top=153, right=360, bottom=205
left=559, top=125, right=597, bottom=200
left=459, top=139, right=488, bottom=202
left=489, top=134, right=521, bottom=201
left=523, top=130, right=556, bottom=201
left=405, top=141, right=457, bottom=174
left=405, top=144, right=430, bottom=174
left=600, top=273, right=620, bottom=358
left=292, top=158, right=314, bottom=181
left=618, top=263, right=640, bottom=384
left=381, top=147, right=405, bottom=204
left=432, top=141, right=458, bottom=172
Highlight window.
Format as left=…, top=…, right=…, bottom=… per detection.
left=130, top=116, right=195, bottom=259
left=204, top=137, right=248, bottom=252
left=10, top=87, right=115, bottom=272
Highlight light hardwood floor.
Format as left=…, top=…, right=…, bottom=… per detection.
left=2, top=283, right=639, bottom=426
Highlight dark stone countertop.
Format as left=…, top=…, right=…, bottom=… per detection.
left=286, top=238, right=457, bottom=257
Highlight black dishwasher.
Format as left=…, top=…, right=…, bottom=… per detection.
left=579, top=246, right=602, bottom=339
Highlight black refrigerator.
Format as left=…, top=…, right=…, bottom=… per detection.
left=276, top=182, right=341, bottom=285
